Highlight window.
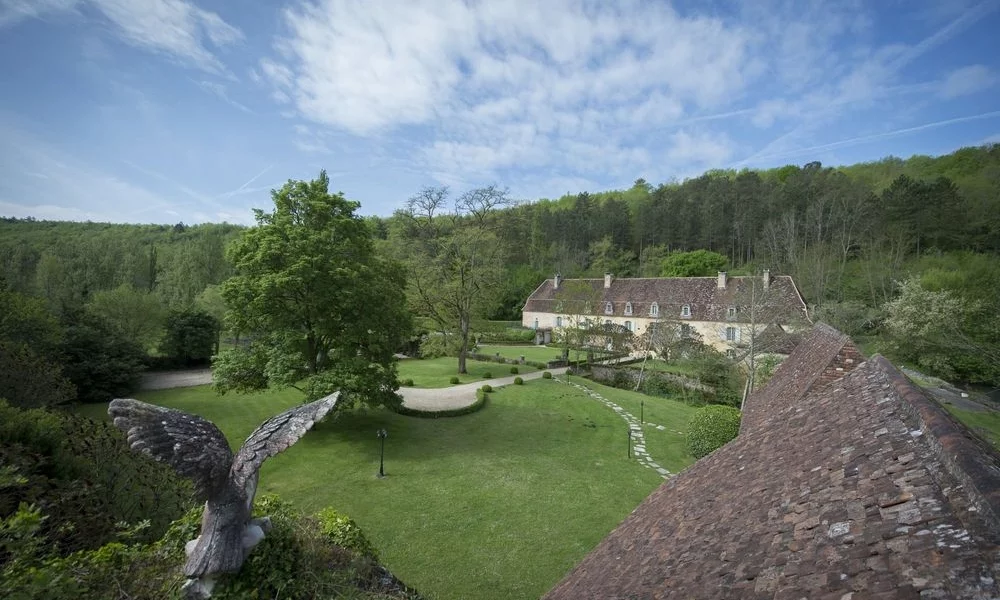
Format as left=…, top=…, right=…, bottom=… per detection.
left=624, top=302, right=633, bottom=316
left=681, top=304, right=691, bottom=318
left=727, top=306, right=737, bottom=319
left=649, top=302, right=659, bottom=317
left=625, top=321, right=632, bottom=331
left=556, top=316, right=562, bottom=327
left=604, top=302, right=613, bottom=315
left=533, top=318, right=539, bottom=330
left=726, top=349, right=737, bottom=359
left=726, top=326, right=738, bottom=342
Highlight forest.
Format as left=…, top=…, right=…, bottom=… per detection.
left=1, top=144, right=999, bottom=392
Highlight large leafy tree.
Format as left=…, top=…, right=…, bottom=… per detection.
left=660, top=249, right=728, bottom=277
left=215, top=171, right=410, bottom=408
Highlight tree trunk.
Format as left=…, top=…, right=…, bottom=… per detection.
left=457, top=315, right=470, bottom=374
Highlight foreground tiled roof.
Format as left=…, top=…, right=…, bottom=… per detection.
left=522, top=275, right=809, bottom=325
left=544, top=324, right=1000, bottom=600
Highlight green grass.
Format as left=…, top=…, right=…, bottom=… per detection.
left=565, top=375, right=698, bottom=474
left=944, top=405, right=1000, bottom=449
left=76, top=379, right=678, bottom=600
left=396, top=357, right=537, bottom=388
left=475, top=344, right=564, bottom=364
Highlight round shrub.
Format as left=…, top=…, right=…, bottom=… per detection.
left=449, top=376, right=460, bottom=385
left=481, top=384, right=493, bottom=393
left=317, top=506, right=378, bottom=560
left=513, top=377, right=523, bottom=385
left=509, top=366, right=519, bottom=374
left=401, top=378, right=414, bottom=387
left=686, top=405, right=742, bottom=459
left=483, top=371, right=493, bottom=379
left=542, top=371, right=553, bottom=379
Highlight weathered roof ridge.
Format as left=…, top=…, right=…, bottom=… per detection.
left=871, top=354, right=1000, bottom=538
left=740, top=322, right=855, bottom=433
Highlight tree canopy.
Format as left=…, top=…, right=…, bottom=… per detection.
left=214, top=171, right=410, bottom=408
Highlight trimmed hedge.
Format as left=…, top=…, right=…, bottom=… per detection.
left=686, top=405, right=742, bottom=459
left=394, top=388, right=489, bottom=419
left=513, top=377, right=523, bottom=385
left=542, top=371, right=552, bottom=379
left=400, top=378, right=415, bottom=387
left=481, top=384, right=493, bottom=393
left=449, top=376, right=460, bottom=385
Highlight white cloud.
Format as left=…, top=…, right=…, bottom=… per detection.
left=0, top=0, right=242, bottom=73
left=0, top=0, right=77, bottom=27
left=939, top=65, right=997, bottom=98
left=666, top=131, right=736, bottom=166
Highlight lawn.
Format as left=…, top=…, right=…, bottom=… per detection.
left=475, top=344, right=565, bottom=364
left=564, top=375, right=699, bottom=474
left=75, top=378, right=676, bottom=600
left=396, top=357, right=537, bottom=388
left=944, top=405, right=1000, bottom=449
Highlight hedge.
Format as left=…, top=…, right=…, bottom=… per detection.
left=686, top=405, right=742, bottom=459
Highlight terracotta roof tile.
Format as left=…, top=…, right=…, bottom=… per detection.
left=523, top=275, right=810, bottom=325
left=543, top=324, right=1000, bottom=600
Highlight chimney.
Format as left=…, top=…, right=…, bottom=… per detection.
left=554, top=273, right=562, bottom=290
left=717, top=271, right=727, bottom=289
left=763, top=269, right=770, bottom=290
left=604, top=273, right=613, bottom=289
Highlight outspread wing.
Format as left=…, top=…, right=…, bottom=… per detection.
left=230, top=392, right=339, bottom=497
left=109, top=398, right=234, bottom=500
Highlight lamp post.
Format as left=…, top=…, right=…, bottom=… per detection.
left=640, top=399, right=644, bottom=425
left=376, top=429, right=387, bottom=478
left=627, top=427, right=632, bottom=459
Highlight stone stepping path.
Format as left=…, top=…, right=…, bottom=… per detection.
left=556, top=377, right=673, bottom=479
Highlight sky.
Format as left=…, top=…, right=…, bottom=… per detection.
left=0, top=0, right=998, bottom=224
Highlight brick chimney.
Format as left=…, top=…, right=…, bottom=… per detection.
left=554, top=273, right=562, bottom=290
left=604, top=273, right=613, bottom=289
left=763, top=269, right=770, bottom=290
left=717, top=271, right=727, bottom=289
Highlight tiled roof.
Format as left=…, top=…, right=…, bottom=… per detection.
left=522, top=275, right=809, bottom=325
left=543, top=324, right=1000, bottom=600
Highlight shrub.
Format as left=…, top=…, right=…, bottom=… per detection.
left=509, top=366, right=518, bottom=374
left=317, top=506, right=378, bottom=560
left=542, top=371, right=552, bottom=379
left=449, top=376, right=460, bottom=385
left=401, top=378, right=415, bottom=387
left=418, top=334, right=458, bottom=359
left=513, top=377, right=523, bottom=385
left=686, top=405, right=741, bottom=459
left=482, top=371, right=493, bottom=379
left=160, top=309, right=220, bottom=367
left=481, top=384, right=493, bottom=393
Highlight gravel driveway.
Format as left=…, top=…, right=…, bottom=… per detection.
left=140, top=369, right=213, bottom=390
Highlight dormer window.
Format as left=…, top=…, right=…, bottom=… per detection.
left=727, top=307, right=737, bottom=319
left=624, top=302, right=633, bottom=316
left=604, top=302, right=613, bottom=315
left=649, top=302, right=659, bottom=317
left=681, top=304, right=691, bottom=318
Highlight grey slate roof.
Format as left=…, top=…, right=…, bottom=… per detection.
left=543, top=324, right=1000, bottom=600
left=522, top=275, right=809, bottom=325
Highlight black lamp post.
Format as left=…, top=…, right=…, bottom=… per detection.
left=376, top=429, right=387, bottom=478
left=640, top=399, right=644, bottom=425
left=627, top=427, right=632, bottom=459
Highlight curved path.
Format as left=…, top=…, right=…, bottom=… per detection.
left=400, top=367, right=568, bottom=411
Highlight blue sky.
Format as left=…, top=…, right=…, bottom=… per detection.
left=1, top=0, right=998, bottom=224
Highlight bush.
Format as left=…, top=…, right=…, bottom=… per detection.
left=509, top=366, right=518, bottom=374
left=395, top=388, right=489, bottom=419
left=513, top=377, right=523, bottom=385
left=482, top=371, right=492, bottom=379
left=317, top=506, right=378, bottom=560
left=160, top=309, right=220, bottom=367
left=418, top=334, right=458, bottom=359
left=58, top=310, right=146, bottom=404
left=400, top=378, right=414, bottom=387
left=481, top=384, right=493, bottom=393
left=542, top=371, right=552, bottom=379
left=686, top=405, right=742, bottom=459
left=449, top=376, right=460, bottom=385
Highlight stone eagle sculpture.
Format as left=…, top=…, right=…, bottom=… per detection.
left=108, top=392, right=339, bottom=599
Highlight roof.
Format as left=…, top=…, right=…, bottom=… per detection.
left=544, top=324, right=1000, bottom=600
left=523, top=275, right=809, bottom=325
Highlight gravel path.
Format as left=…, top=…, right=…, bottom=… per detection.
left=400, top=367, right=568, bottom=411
left=139, top=366, right=569, bottom=412
left=140, top=369, right=213, bottom=390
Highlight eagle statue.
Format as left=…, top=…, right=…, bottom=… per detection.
left=108, top=392, right=339, bottom=599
